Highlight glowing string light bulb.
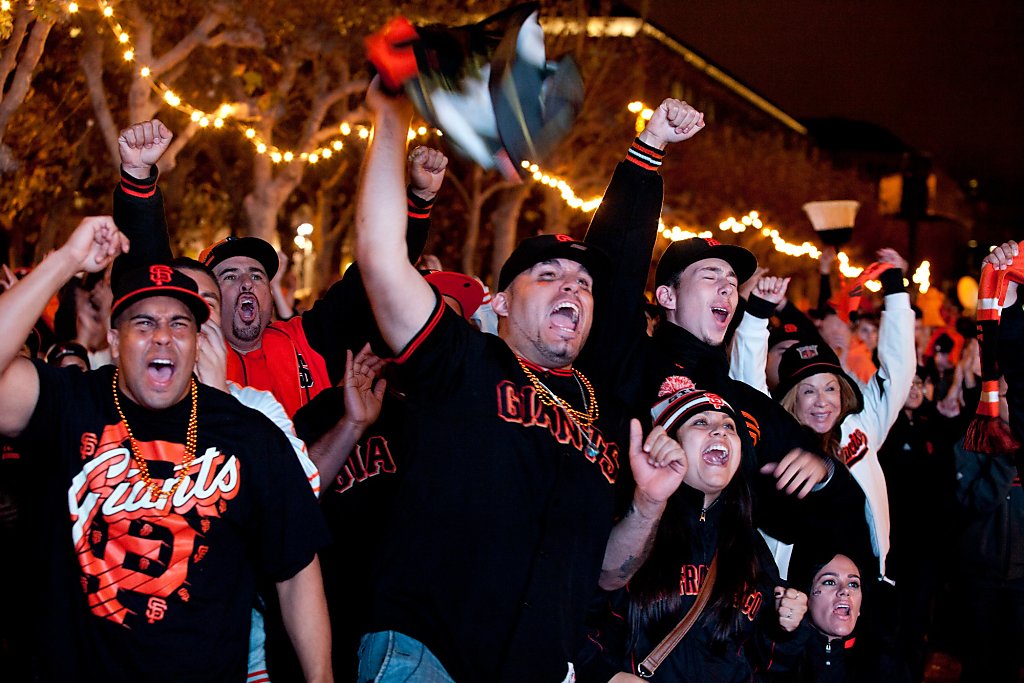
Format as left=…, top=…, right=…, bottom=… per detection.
left=912, top=260, right=931, bottom=294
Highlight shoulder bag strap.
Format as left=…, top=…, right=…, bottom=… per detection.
left=636, top=553, right=718, bottom=678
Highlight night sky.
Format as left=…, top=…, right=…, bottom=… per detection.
left=621, top=1, right=1024, bottom=201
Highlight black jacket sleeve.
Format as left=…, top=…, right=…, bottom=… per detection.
left=579, top=141, right=665, bottom=399
left=110, top=167, right=173, bottom=283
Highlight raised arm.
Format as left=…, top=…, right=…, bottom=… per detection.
left=731, top=275, right=791, bottom=395
left=307, top=344, right=386, bottom=485
left=355, top=78, right=442, bottom=354
left=600, top=419, right=687, bottom=590
left=580, top=98, right=703, bottom=392
left=111, top=119, right=174, bottom=282
left=859, top=248, right=914, bottom=440
left=0, top=217, right=128, bottom=436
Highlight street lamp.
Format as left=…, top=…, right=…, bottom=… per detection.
left=292, top=222, right=315, bottom=299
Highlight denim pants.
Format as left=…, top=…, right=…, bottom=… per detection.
left=357, top=631, right=457, bottom=683
left=357, top=630, right=577, bottom=682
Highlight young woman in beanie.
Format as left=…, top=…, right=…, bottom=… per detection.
left=577, top=379, right=809, bottom=682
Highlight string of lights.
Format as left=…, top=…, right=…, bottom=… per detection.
left=60, top=0, right=437, bottom=164
left=2, top=2, right=930, bottom=291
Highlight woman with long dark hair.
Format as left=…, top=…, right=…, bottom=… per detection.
left=578, top=379, right=809, bottom=682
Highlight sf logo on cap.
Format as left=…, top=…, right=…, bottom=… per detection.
left=705, top=392, right=726, bottom=410
left=149, top=265, right=174, bottom=286
left=797, top=344, right=819, bottom=360
left=703, top=238, right=721, bottom=247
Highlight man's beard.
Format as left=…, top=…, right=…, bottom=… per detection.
left=233, top=318, right=261, bottom=342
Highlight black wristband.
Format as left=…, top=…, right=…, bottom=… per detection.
left=119, top=163, right=158, bottom=185
left=746, top=294, right=778, bottom=319
left=407, top=186, right=435, bottom=210
left=880, top=267, right=905, bottom=295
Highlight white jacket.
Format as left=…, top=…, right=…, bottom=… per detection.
left=731, top=293, right=916, bottom=579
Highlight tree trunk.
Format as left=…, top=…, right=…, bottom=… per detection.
left=460, top=167, right=485, bottom=277
left=488, top=184, right=531, bottom=289
left=0, top=11, right=54, bottom=145
left=541, top=190, right=573, bottom=235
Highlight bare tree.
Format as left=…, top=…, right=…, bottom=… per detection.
left=79, top=1, right=264, bottom=171
left=0, top=1, right=57, bottom=171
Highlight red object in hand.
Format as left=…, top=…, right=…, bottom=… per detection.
left=365, top=16, right=420, bottom=93
left=964, top=260, right=1024, bottom=453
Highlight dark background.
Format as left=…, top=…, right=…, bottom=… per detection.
left=620, top=1, right=1024, bottom=233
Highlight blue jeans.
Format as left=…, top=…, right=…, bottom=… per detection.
left=357, top=631, right=457, bottom=683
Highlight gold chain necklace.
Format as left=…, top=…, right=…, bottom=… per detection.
left=515, top=356, right=599, bottom=427
left=111, top=369, right=198, bottom=501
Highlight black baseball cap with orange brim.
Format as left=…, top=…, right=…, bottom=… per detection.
left=110, top=264, right=210, bottom=325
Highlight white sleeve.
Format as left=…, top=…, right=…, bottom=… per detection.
left=858, top=292, right=916, bottom=445
left=227, top=382, right=321, bottom=498
left=729, top=311, right=771, bottom=396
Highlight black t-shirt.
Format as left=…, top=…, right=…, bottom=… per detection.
left=369, top=301, right=626, bottom=683
left=293, top=383, right=411, bottom=680
left=22, top=361, right=329, bottom=682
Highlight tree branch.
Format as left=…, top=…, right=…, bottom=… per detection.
left=79, top=33, right=121, bottom=167
left=274, top=56, right=301, bottom=103
left=0, top=7, right=30, bottom=91
left=206, top=18, right=266, bottom=50
left=160, top=121, right=200, bottom=173
left=446, top=173, right=470, bottom=208
left=150, top=9, right=226, bottom=76
left=0, top=15, right=54, bottom=141
left=480, top=178, right=518, bottom=203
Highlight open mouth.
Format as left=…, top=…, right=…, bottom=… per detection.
left=702, top=443, right=729, bottom=466
left=147, top=358, right=175, bottom=384
left=550, top=301, right=580, bottom=331
left=238, top=294, right=258, bottom=324
left=710, top=306, right=730, bottom=325
left=833, top=603, right=852, bottom=618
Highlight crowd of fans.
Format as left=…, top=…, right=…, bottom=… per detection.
left=0, top=84, right=1020, bottom=683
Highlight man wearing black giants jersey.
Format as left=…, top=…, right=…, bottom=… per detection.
left=353, top=79, right=692, bottom=683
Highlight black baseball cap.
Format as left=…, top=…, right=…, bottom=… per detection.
left=198, top=236, right=279, bottom=280
left=772, top=339, right=863, bottom=412
left=768, top=322, right=803, bottom=350
left=655, top=237, right=757, bottom=287
left=111, top=264, right=210, bottom=325
left=497, top=234, right=610, bottom=292
left=933, top=333, right=955, bottom=355
left=45, top=341, right=91, bottom=369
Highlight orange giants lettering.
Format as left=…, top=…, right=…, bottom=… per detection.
left=332, top=435, right=397, bottom=494
left=495, top=380, right=619, bottom=484
left=839, top=429, right=869, bottom=467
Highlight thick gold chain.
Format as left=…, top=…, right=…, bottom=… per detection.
left=515, top=356, right=599, bottom=427
left=111, top=369, right=198, bottom=501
